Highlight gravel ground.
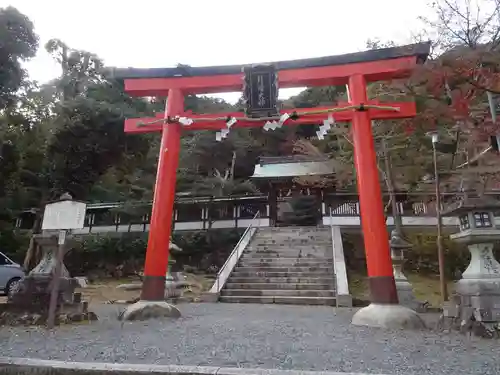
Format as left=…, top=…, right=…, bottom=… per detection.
left=1, top=303, right=499, bottom=375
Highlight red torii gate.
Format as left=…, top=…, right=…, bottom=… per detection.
left=112, top=42, right=430, bottom=320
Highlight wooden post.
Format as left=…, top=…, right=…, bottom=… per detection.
left=47, top=230, right=66, bottom=329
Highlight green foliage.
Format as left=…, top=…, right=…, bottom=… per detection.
left=59, top=229, right=243, bottom=277
left=342, top=231, right=500, bottom=279
left=0, top=230, right=30, bottom=263
left=66, top=234, right=148, bottom=277
left=0, top=6, right=38, bottom=109
left=172, top=229, right=243, bottom=272
left=47, top=93, right=150, bottom=199
left=403, top=233, right=469, bottom=277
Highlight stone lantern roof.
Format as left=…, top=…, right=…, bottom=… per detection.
left=389, top=229, right=413, bottom=250
left=442, top=194, right=500, bottom=216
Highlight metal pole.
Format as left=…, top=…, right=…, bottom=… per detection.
left=47, top=229, right=66, bottom=329
left=432, top=139, right=449, bottom=303
left=330, top=207, right=339, bottom=309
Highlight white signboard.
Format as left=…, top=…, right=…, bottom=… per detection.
left=41, top=200, right=87, bottom=231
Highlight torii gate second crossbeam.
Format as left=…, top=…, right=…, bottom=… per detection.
left=110, top=42, right=431, bottom=325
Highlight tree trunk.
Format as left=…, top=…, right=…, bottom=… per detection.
left=381, top=139, right=403, bottom=234
left=23, top=213, right=42, bottom=270
left=229, top=151, right=237, bottom=182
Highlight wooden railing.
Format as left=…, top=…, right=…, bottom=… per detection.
left=13, top=192, right=500, bottom=232
left=326, top=198, right=437, bottom=217
left=14, top=195, right=270, bottom=232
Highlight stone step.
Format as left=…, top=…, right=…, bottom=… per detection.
left=229, top=271, right=334, bottom=279
left=246, top=246, right=330, bottom=251
left=225, top=282, right=333, bottom=290
left=256, top=228, right=330, bottom=234
left=244, top=247, right=333, bottom=258
left=256, top=231, right=330, bottom=235
left=221, top=289, right=335, bottom=297
left=219, top=295, right=336, bottom=306
left=252, top=238, right=331, bottom=243
left=229, top=276, right=334, bottom=284
left=239, top=258, right=331, bottom=267
left=256, top=229, right=329, bottom=234
left=234, top=266, right=334, bottom=273
left=248, top=246, right=331, bottom=251
left=257, top=234, right=330, bottom=236
left=243, top=253, right=332, bottom=260
left=241, top=251, right=333, bottom=260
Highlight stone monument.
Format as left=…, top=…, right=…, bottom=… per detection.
left=8, top=233, right=79, bottom=311
left=3, top=194, right=96, bottom=326
left=441, top=193, right=500, bottom=337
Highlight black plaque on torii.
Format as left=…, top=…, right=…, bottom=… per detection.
left=242, top=64, right=279, bottom=118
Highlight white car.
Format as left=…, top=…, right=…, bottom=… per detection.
left=0, top=251, right=25, bottom=297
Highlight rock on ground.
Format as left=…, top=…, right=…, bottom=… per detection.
left=0, top=303, right=499, bottom=375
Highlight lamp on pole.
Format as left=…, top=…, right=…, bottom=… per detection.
left=427, top=131, right=449, bottom=303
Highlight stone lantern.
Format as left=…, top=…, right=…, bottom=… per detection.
left=389, top=229, right=419, bottom=309
left=442, top=194, right=500, bottom=329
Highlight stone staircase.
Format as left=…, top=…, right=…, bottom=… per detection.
left=219, top=226, right=336, bottom=305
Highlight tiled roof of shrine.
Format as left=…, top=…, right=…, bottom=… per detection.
left=252, top=156, right=333, bottom=179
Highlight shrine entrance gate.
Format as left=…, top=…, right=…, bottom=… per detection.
left=111, top=42, right=430, bottom=308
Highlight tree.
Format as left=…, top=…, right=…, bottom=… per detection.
left=17, top=39, right=161, bottom=268
left=0, top=7, right=38, bottom=110
left=406, top=0, right=500, bottom=194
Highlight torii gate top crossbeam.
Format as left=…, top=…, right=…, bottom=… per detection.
left=109, top=42, right=430, bottom=96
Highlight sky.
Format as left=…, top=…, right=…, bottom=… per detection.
left=2, top=0, right=431, bottom=103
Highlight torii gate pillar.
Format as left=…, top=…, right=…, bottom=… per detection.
left=120, top=89, right=183, bottom=321
left=348, top=76, right=423, bottom=328
left=349, top=75, right=398, bottom=304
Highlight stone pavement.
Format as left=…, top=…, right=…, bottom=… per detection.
left=0, top=304, right=499, bottom=375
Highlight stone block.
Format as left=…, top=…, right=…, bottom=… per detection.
left=74, top=277, right=88, bottom=288
left=456, top=279, right=500, bottom=296
left=460, top=306, right=474, bottom=321
left=120, top=301, right=181, bottom=321
left=199, top=292, right=219, bottom=303
left=470, top=295, right=500, bottom=310
left=352, top=303, right=426, bottom=329
left=395, top=281, right=419, bottom=310
left=471, top=307, right=500, bottom=322
left=442, top=301, right=460, bottom=318
left=336, top=294, right=353, bottom=307
left=459, top=294, right=472, bottom=306
left=273, top=296, right=335, bottom=305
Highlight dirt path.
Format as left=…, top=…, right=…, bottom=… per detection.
left=78, top=273, right=215, bottom=304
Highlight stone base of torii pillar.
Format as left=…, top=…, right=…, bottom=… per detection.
left=352, top=303, right=424, bottom=329
left=119, top=242, right=182, bottom=321
left=352, top=230, right=425, bottom=329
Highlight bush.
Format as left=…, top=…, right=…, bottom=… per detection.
left=1, top=229, right=30, bottom=263
left=342, top=231, right=499, bottom=278
left=65, top=233, right=148, bottom=278
left=172, top=229, right=244, bottom=273
left=60, top=229, right=244, bottom=278
left=403, top=233, right=470, bottom=277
